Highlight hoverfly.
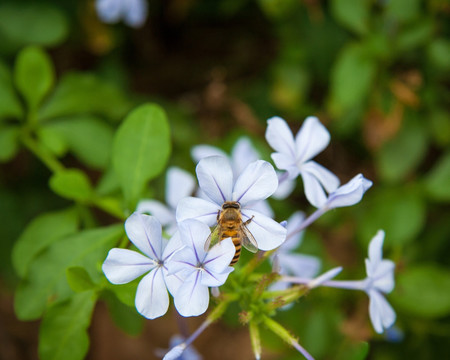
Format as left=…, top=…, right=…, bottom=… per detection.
left=204, top=201, right=258, bottom=265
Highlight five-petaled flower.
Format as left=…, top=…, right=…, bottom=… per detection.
left=364, top=230, right=396, bottom=334
left=176, top=156, right=287, bottom=251
left=169, top=219, right=236, bottom=316
left=102, top=213, right=182, bottom=319
left=265, top=116, right=340, bottom=208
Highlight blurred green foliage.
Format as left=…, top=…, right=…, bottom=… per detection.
left=0, top=0, right=449, bottom=360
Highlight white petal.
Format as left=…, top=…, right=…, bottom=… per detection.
left=241, top=209, right=287, bottom=251
left=196, top=156, right=233, bottom=205
left=246, top=199, right=274, bottom=218
left=233, top=160, right=278, bottom=205
left=372, top=260, right=395, bottom=294
left=230, top=137, right=260, bottom=176
left=136, top=200, right=174, bottom=226
left=301, top=161, right=340, bottom=193
left=368, top=230, right=385, bottom=265
left=265, top=116, right=296, bottom=158
left=162, top=231, right=184, bottom=261
left=191, top=145, right=227, bottom=164
left=203, top=237, right=236, bottom=274
left=102, top=248, right=155, bottom=284
left=135, top=268, right=169, bottom=319
left=123, top=0, right=148, bottom=27
left=368, top=289, right=396, bottom=333
left=273, top=175, right=296, bottom=199
left=176, top=197, right=220, bottom=226
left=308, top=266, right=343, bottom=288
left=201, top=266, right=234, bottom=287
left=163, top=345, right=185, bottom=360
left=174, top=271, right=210, bottom=317
left=178, top=219, right=211, bottom=262
left=125, top=213, right=163, bottom=260
left=300, top=170, right=328, bottom=208
left=95, top=0, right=122, bottom=23
left=295, top=116, right=331, bottom=163
left=163, top=269, right=184, bottom=297
left=271, top=153, right=299, bottom=178
left=281, top=211, right=306, bottom=252
left=168, top=248, right=198, bottom=280
left=277, top=253, right=321, bottom=279
left=326, top=174, right=372, bottom=209
left=166, top=167, right=196, bottom=209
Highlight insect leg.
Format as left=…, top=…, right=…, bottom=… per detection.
left=244, top=215, right=255, bottom=225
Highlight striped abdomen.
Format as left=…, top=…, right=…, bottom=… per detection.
left=221, top=228, right=241, bottom=266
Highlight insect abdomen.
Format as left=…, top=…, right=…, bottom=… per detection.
left=221, top=229, right=241, bottom=266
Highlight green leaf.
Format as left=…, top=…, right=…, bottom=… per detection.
left=14, top=46, right=54, bottom=111
left=424, top=151, right=450, bottom=202
left=39, top=292, right=96, bottom=360
left=429, top=110, right=450, bottom=147
left=331, top=0, right=370, bottom=35
left=358, top=186, right=426, bottom=247
left=336, top=342, right=369, bottom=360
left=38, top=73, right=133, bottom=122
left=14, top=224, right=122, bottom=320
left=66, top=267, right=97, bottom=293
left=0, top=124, right=20, bottom=162
left=376, top=119, right=428, bottom=183
left=112, top=103, right=171, bottom=206
left=107, top=278, right=140, bottom=308
left=329, top=43, right=376, bottom=117
left=49, top=169, right=93, bottom=202
left=36, top=126, right=68, bottom=156
left=391, top=264, right=450, bottom=318
left=428, top=38, right=450, bottom=71
left=12, top=208, right=79, bottom=278
left=396, top=19, right=434, bottom=52
left=43, top=116, right=114, bottom=169
left=104, top=291, right=144, bottom=336
left=0, top=3, right=68, bottom=52
left=0, top=60, right=23, bottom=119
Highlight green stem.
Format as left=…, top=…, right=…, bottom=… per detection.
left=21, top=131, right=65, bottom=173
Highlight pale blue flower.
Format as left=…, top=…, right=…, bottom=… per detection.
left=177, top=156, right=287, bottom=251
left=95, top=0, right=148, bottom=28
left=169, top=219, right=235, bottom=317
left=265, top=116, right=340, bottom=207
left=137, top=167, right=196, bottom=236
left=102, top=213, right=183, bottom=319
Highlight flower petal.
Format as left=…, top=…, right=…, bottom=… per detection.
left=368, top=230, right=385, bottom=266
left=372, top=260, right=395, bottom=294
left=265, top=116, right=296, bottom=158
left=191, top=145, right=227, bottom=164
left=277, top=253, right=321, bottom=279
left=203, top=237, right=236, bottom=274
left=368, top=289, right=396, bottom=333
left=300, top=170, right=328, bottom=208
left=241, top=209, right=287, bottom=251
left=102, top=248, right=155, bottom=284
left=271, top=153, right=299, bottom=178
left=233, top=160, right=278, bottom=205
left=281, top=211, right=306, bottom=252
left=273, top=174, right=296, bottom=199
left=308, top=266, right=343, bottom=288
left=136, top=200, right=174, bottom=226
left=176, top=197, right=220, bottom=226
left=174, top=271, right=210, bottom=317
left=326, top=174, right=372, bottom=209
left=301, top=161, right=340, bottom=193
left=135, top=267, right=169, bottom=319
left=230, top=137, right=260, bottom=177
left=196, top=156, right=233, bottom=205
left=95, top=0, right=122, bottom=23
left=201, top=266, right=234, bottom=287
left=123, top=0, right=148, bottom=27
left=295, top=116, right=331, bottom=163
left=166, top=167, right=196, bottom=210
left=125, top=213, right=164, bottom=260
left=178, top=219, right=211, bottom=262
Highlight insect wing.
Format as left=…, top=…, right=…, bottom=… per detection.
left=204, top=225, right=221, bottom=251
left=241, top=224, right=258, bottom=253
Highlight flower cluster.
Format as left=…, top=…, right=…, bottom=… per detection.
left=102, top=115, right=396, bottom=359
